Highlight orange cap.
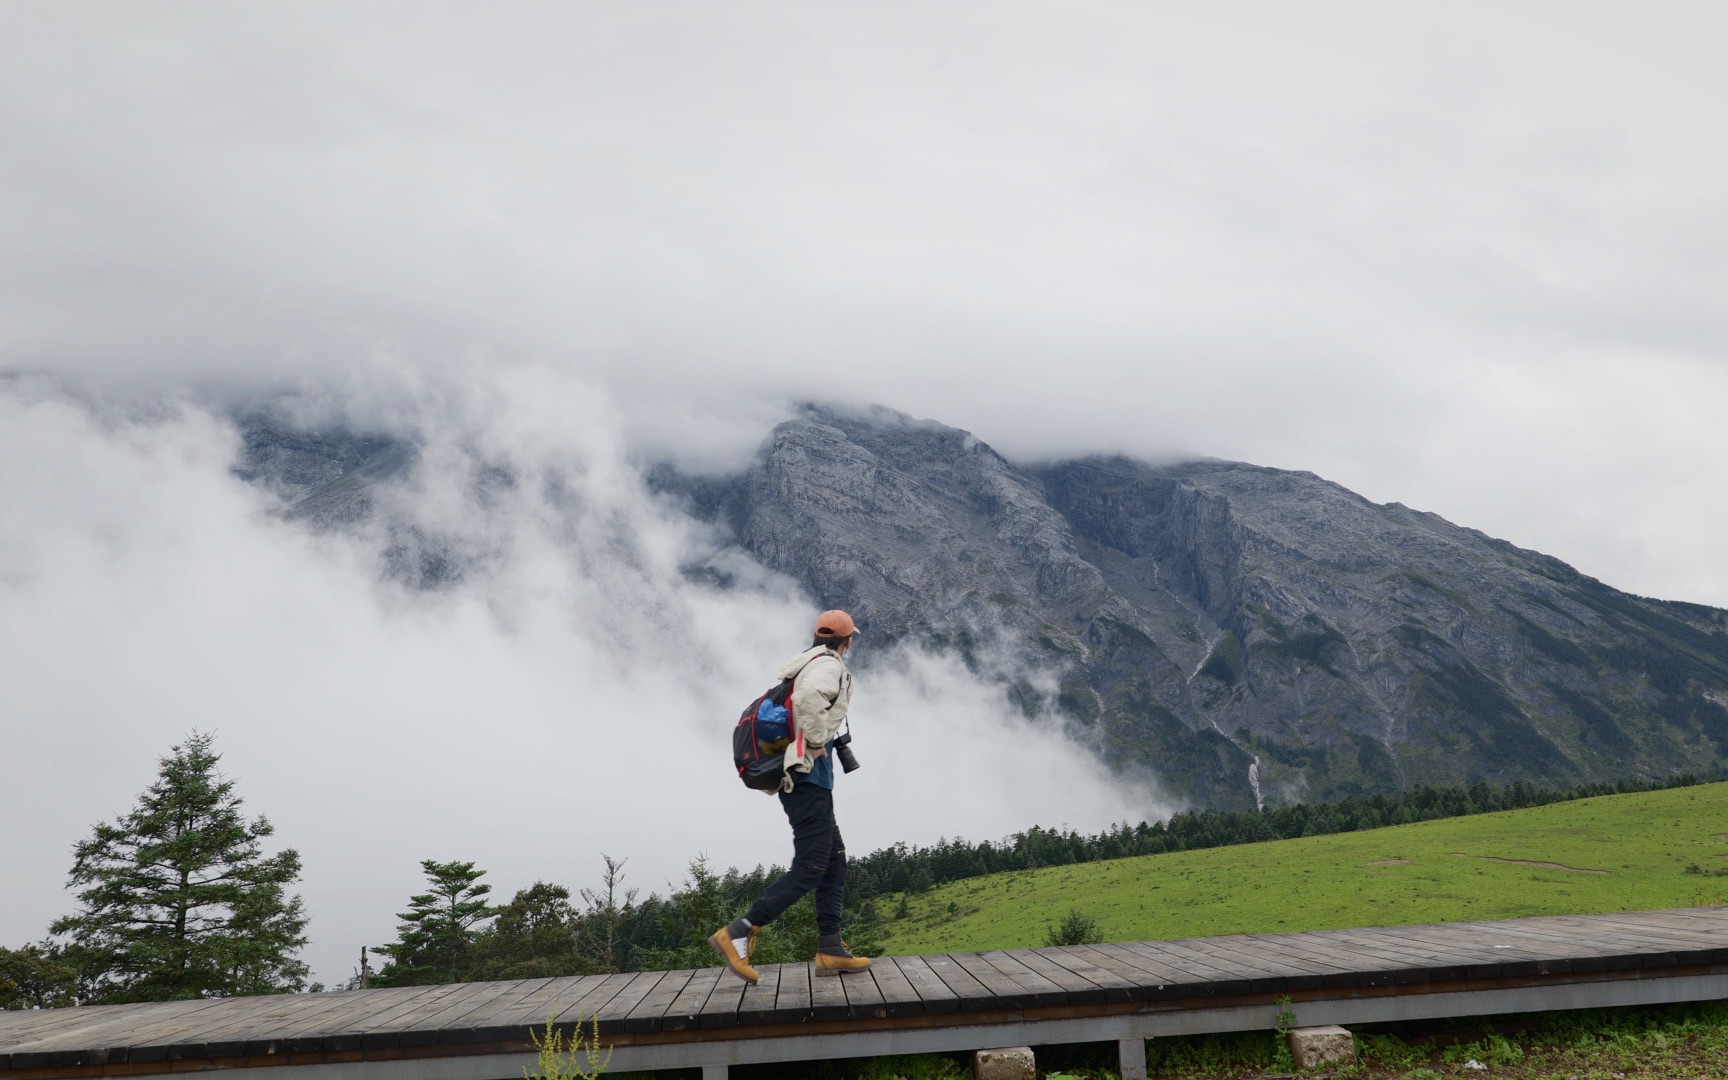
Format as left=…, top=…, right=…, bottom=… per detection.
left=815, top=609, right=860, bottom=638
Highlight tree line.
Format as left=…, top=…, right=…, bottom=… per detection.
left=4, top=731, right=1714, bottom=1007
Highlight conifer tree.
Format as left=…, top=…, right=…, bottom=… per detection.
left=375, top=860, right=494, bottom=984
left=51, top=732, right=309, bottom=1002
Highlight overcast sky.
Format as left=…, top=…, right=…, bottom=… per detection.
left=4, top=2, right=1727, bottom=983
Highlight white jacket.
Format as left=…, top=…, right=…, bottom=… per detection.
left=776, top=645, right=853, bottom=792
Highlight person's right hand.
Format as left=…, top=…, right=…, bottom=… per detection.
left=811, top=746, right=828, bottom=761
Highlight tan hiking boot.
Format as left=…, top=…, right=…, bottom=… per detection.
left=708, top=926, right=760, bottom=985
left=814, top=942, right=871, bottom=976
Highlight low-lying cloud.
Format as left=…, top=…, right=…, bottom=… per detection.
left=0, top=371, right=1159, bottom=984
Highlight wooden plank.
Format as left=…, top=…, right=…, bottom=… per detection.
left=1575, top=911, right=1726, bottom=940
left=555, top=972, right=640, bottom=1026
left=1475, top=915, right=1665, bottom=951
left=345, top=984, right=479, bottom=1051
left=1415, top=919, right=1648, bottom=969
left=81, top=998, right=257, bottom=1055
left=428, top=979, right=540, bottom=1031
left=1408, top=922, right=1585, bottom=961
left=948, top=952, right=1033, bottom=1010
left=840, top=963, right=889, bottom=1020
left=449, top=975, right=609, bottom=1043
left=861, top=956, right=925, bottom=1018
left=888, top=954, right=961, bottom=1015
left=1292, top=933, right=1451, bottom=988
left=1549, top=910, right=1704, bottom=938
left=1165, top=935, right=1314, bottom=987
left=624, top=969, right=694, bottom=1034
left=660, top=968, right=723, bottom=1032
left=1114, top=940, right=1258, bottom=992
left=1027, top=947, right=1139, bottom=1003
left=1000, top=947, right=1109, bottom=1005
left=4, top=999, right=222, bottom=1056
left=697, top=967, right=750, bottom=1029
left=1509, top=917, right=1688, bottom=965
left=1330, top=924, right=1511, bottom=962
left=229, top=987, right=433, bottom=1057
left=382, top=980, right=532, bottom=1047
left=1205, top=931, right=1344, bottom=972
left=1188, top=933, right=1334, bottom=988
left=1553, top=913, right=1728, bottom=952
left=593, top=971, right=670, bottom=1035
left=921, top=953, right=996, bottom=1010
left=451, top=977, right=565, bottom=1038
left=977, top=951, right=1070, bottom=1008
left=1296, top=926, right=1466, bottom=967
left=735, top=962, right=783, bottom=1027
left=162, top=993, right=348, bottom=1057
left=4, top=999, right=236, bottom=1062
left=1133, top=937, right=1292, bottom=982
left=1254, top=932, right=1425, bottom=988
left=1073, top=942, right=1192, bottom=994
left=0, top=1006, right=87, bottom=1043
left=1340, top=924, right=1538, bottom=971
left=773, top=961, right=811, bottom=1022
left=217, top=990, right=408, bottom=1055
left=808, top=965, right=852, bottom=1021
left=1651, top=908, right=1728, bottom=932
left=1582, top=912, right=1728, bottom=946
left=428, top=969, right=620, bottom=1052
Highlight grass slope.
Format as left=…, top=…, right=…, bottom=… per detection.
left=878, top=783, right=1728, bottom=954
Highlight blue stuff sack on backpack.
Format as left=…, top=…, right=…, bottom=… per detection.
left=754, top=699, right=790, bottom=747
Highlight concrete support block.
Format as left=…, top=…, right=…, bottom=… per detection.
left=973, top=1045, right=1035, bottom=1080
left=1288, top=1025, right=1356, bottom=1069
left=701, top=1065, right=728, bottom=1080
left=1118, top=1036, right=1148, bottom=1080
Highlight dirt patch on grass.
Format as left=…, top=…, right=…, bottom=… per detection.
left=1365, top=859, right=1411, bottom=866
left=1448, top=852, right=1610, bottom=874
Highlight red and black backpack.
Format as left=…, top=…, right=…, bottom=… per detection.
left=733, top=678, right=800, bottom=791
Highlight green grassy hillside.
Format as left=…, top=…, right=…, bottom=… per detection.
left=877, top=783, right=1728, bottom=954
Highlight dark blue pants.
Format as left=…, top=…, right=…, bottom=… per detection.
left=744, top=782, right=846, bottom=936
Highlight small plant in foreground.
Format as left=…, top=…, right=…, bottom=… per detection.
left=525, top=1014, right=610, bottom=1079
left=1271, top=995, right=1297, bottom=1072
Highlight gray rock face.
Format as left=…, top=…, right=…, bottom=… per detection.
left=235, top=405, right=1728, bottom=810
left=662, top=406, right=1728, bottom=809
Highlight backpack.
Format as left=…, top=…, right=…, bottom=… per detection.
left=733, top=678, right=802, bottom=791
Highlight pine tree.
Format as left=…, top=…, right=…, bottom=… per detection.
left=575, top=854, right=636, bottom=973
left=50, top=732, right=309, bottom=1002
left=375, top=860, right=494, bottom=985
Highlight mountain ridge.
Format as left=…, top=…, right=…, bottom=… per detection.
left=235, top=403, right=1728, bottom=810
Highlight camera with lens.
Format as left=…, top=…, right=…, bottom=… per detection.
left=830, top=730, right=860, bottom=774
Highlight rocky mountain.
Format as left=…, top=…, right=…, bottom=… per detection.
left=236, top=406, right=1728, bottom=811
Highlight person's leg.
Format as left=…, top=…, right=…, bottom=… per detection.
left=812, top=817, right=846, bottom=938
left=809, top=808, right=868, bottom=973
left=742, top=785, right=836, bottom=929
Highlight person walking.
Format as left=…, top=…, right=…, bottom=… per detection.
left=710, top=610, right=871, bottom=984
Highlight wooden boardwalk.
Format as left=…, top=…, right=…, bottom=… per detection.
left=4, top=908, right=1728, bottom=1078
